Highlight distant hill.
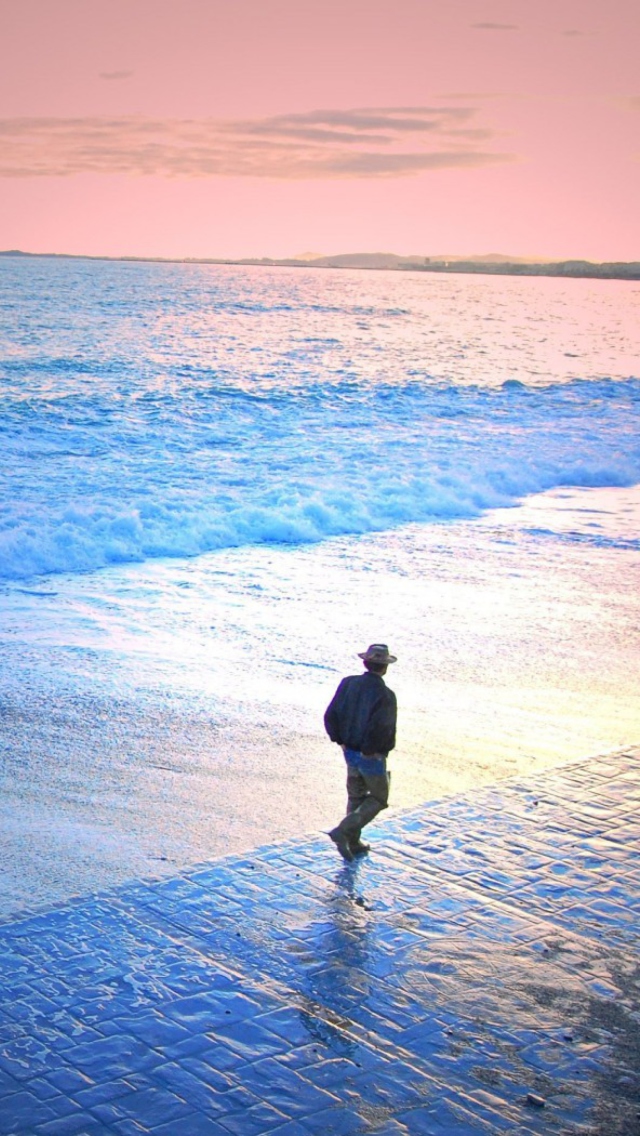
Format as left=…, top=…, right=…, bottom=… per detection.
left=302, top=252, right=552, bottom=268
left=305, top=252, right=420, bottom=269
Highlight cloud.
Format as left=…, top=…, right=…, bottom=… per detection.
left=472, top=22, right=519, bottom=31
left=0, top=106, right=514, bottom=180
left=440, top=92, right=505, bottom=100
left=99, top=70, right=133, bottom=81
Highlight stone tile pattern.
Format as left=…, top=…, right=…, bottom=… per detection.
left=1, top=748, right=639, bottom=1136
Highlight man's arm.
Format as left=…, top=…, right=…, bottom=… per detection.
left=323, top=678, right=349, bottom=744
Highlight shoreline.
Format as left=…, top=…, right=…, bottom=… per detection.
left=1, top=741, right=636, bottom=928
left=2, top=248, right=640, bottom=281
left=2, top=489, right=639, bottom=919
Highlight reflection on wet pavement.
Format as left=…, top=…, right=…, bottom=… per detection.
left=0, top=747, right=639, bottom=1134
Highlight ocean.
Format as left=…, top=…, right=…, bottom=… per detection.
left=1, top=255, right=639, bottom=914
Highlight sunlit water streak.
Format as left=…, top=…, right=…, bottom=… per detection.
left=0, top=258, right=638, bottom=913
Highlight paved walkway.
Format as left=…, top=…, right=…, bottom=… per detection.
left=1, top=748, right=639, bottom=1136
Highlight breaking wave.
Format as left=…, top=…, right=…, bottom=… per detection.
left=1, top=256, right=639, bottom=582
left=1, top=372, right=639, bottom=582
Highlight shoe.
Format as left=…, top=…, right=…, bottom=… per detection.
left=328, top=828, right=354, bottom=862
left=349, top=841, right=370, bottom=856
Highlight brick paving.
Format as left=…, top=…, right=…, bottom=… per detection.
left=1, top=747, right=639, bottom=1135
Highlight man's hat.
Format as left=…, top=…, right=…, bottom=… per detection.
left=358, top=643, right=397, bottom=665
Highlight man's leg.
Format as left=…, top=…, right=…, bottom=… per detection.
left=346, top=767, right=389, bottom=832
left=329, top=761, right=366, bottom=861
left=330, top=759, right=390, bottom=859
left=345, top=765, right=372, bottom=854
left=346, top=765, right=368, bottom=815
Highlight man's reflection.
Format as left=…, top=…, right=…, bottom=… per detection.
left=297, top=863, right=373, bottom=1055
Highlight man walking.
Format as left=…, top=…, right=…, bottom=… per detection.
left=324, top=644, right=397, bottom=862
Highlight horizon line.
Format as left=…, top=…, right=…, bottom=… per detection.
left=1, top=248, right=639, bottom=279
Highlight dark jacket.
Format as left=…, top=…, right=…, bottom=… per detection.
left=324, top=671, right=397, bottom=756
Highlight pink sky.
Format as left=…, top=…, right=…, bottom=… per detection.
left=0, top=0, right=638, bottom=260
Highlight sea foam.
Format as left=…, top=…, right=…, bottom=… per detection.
left=1, top=374, right=638, bottom=582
